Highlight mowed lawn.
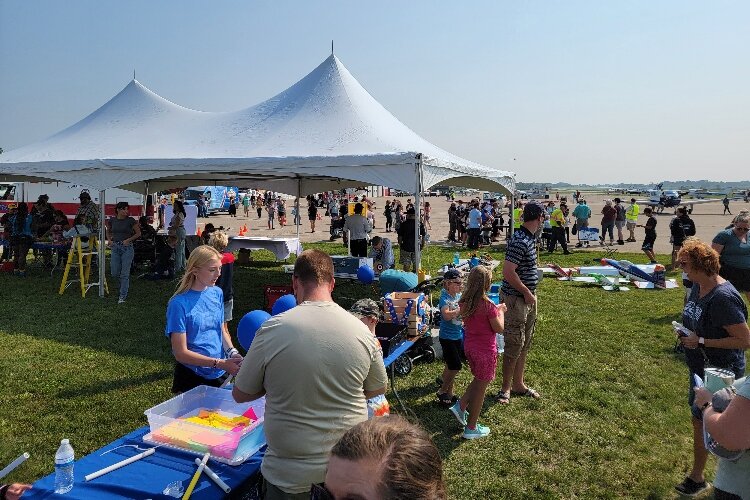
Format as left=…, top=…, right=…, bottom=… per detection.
left=0, top=242, right=707, bottom=498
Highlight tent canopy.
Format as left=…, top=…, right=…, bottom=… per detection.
left=0, top=55, right=515, bottom=196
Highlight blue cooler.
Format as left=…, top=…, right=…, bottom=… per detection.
left=379, top=270, right=418, bottom=295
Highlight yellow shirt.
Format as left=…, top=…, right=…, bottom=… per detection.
left=625, top=203, right=639, bottom=222
left=513, top=208, right=522, bottom=229
left=550, top=208, right=565, bottom=227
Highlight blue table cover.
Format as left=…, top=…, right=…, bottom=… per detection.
left=27, top=426, right=263, bottom=499
left=383, top=340, right=414, bottom=367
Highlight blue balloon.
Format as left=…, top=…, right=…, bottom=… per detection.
left=357, top=265, right=375, bottom=284
left=237, top=310, right=271, bottom=350
left=271, top=293, right=297, bottom=316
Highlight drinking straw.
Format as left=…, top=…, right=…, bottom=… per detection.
left=0, top=453, right=30, bottom=480
left=85, top=447, right=155, bottom=481
left=193, top=458, right=231, bottom=493
left=182, top=452, right=210, bottom=500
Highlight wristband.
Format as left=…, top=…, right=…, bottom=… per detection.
left=225, top=347, right=239, bottom=357
left=700, top=401, right=712, bottom=412
left=698, top=337, right=705, bottom=346
left=212, top=358, right=219, bottom=369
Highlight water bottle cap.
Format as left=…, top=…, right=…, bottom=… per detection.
left=61, top=439, right=69, bottom=445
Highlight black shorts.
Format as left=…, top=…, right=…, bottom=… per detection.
left=171, top=362, right=226, bottom=394
left=439, top=338, right=464, bottom=371
left=719, top=262, right=750, bottom=292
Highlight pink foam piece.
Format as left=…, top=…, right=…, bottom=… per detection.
left=242, top=407, right=258, bottom=420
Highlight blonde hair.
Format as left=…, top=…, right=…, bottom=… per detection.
left=604, top=199, right=612, bottom=207
left=458, top=265, right=492, bottom=318
left=172, top=245, right=222, bottom=297
left=209, top=231, right=229, bottom=252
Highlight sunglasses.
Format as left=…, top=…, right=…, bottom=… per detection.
left=310, top=483, right=334, bottom=500
left=735, top=226, right=750, bottom=233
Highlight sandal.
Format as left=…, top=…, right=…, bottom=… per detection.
left=510, top=387, right=541, bottom=399
left=436, top=392, right=458, bottom=406
left=496, top=391, right=510, bottom=404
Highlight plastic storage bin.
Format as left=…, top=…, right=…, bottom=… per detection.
left=143, top=385, right=265, bottom=465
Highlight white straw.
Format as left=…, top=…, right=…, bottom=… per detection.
left=0, top=453, right=30, bottom=480
left=85, top=447, right=155, bottom=481
left=193, top=458, right=231, bottom=493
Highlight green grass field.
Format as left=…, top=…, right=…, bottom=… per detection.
left=0, top=243, right=708, bottom=498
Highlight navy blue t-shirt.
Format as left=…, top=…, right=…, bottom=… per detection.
left=501, top=226, right=538, bottom=297
left=682, top=281, right=747, bottom=377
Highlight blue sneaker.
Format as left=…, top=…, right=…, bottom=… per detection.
left=449, top=401, right=468, bottom=426
left=462, top=423, right=491, bottom=440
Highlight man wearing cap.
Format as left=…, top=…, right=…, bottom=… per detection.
left=368, top=235, right=394, bottom=272
left=233, top=250, right=387, bottom=498
left=349, top=299, right=391, bottom=419
left=498, top=201, right=545, bottom=404
left=548, top=202, right=570, bottom=254
left=76, top=190, right=100, bottom=234
left=397, top=207, right=425, bottom=272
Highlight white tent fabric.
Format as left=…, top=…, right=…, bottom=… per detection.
left=0, top=54, right=515, bottom=196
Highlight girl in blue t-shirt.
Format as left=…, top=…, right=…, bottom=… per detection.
left=165, top=245, right=242, bottom=393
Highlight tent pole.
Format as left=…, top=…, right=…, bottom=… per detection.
left=99, top=189, right=106, bottom=298
left=509, top=194, right=515, bottom=239
left=296, top=179, right=301, bottom=241
left=142, top=181, right=149, bottom=217
left=414, top=156, right=423, bottom=274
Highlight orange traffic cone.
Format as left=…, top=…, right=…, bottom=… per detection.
left=243, top=224, right=248, bottom=233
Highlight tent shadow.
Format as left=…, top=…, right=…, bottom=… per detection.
left=57, top=369, right=172, bottom=399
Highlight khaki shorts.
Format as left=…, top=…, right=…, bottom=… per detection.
left=626, top=221, right=637, bottom=230
left=502, top=294, right=537, bottom=359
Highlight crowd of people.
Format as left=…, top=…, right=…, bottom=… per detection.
left=3, top=188, right=750, bottom=498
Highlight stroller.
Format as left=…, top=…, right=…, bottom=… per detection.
left=329, top=217, right=345, bottom=241
left=384, top=276, right=443, bottom=376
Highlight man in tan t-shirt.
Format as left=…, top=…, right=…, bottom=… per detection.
left=233, top=250, right=388, bottom=499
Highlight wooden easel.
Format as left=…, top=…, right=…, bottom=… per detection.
left=59, top=235, right=108, bottom=297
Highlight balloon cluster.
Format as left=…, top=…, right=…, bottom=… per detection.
left=237, top=293, right=297, bottom=350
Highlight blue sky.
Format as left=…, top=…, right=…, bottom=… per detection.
left=1, top=1, right=748, bottom=184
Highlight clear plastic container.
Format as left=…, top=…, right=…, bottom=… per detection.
left=143, top=386, right=265, bottom=465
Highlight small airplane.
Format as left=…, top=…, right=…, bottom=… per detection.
left=546, top=262, right=575, bottom=280
left=601, top=258, right=678, bottom=289
left=571, top=273, right=630, bottom=291
left=635, top=183, right=725, bottom=214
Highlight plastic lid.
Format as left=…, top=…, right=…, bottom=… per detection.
left=61, top=439, right=69, bottom=445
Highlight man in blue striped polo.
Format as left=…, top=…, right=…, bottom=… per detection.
left=497, top=201, right=545, bottom=404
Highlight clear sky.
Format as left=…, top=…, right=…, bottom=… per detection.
left=1, top=1, right=748, bottom=184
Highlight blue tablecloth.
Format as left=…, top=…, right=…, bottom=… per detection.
left=383, top=340, right=414, bottom=367
left=28, top=426, right=264, bottom=499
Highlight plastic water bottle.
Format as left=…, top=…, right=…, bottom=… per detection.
left=453, top=252, right=460, bottom=265
left=54, top=438, right=75, bottom=494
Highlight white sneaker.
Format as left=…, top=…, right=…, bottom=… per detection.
left=118, top=297, right=126, bottom=304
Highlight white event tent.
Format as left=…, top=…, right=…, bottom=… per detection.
left=1, top=53, right=516, bottom=295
